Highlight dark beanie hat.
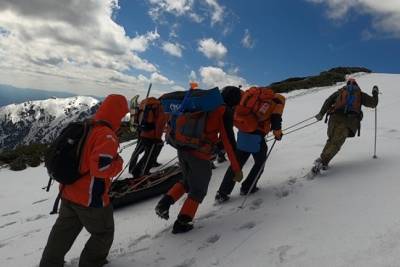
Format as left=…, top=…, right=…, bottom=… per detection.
left=221, top=86, right=241, bottom=107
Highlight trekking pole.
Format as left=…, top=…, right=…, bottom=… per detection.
left=239, top=140, right=277, bottom=209
left=141, top=143, right=156, bottom=176
left=373, top=106, right=378, bottom=159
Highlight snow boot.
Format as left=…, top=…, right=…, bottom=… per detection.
left=311, top=158, right=328, bottom=175
left=172, top=214, right=194, bottom=234
left=152, top=161, right=162, bottom=168
left=215, top=191, right=230, bottom=204
left=155, top=195, right=174, bottom=220
left=211, top=161, right=217, bottom=169
left=217, top=154, right=227, bottom=163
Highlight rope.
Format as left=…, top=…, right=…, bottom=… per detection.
left=266, top=117, right=319, bottom=142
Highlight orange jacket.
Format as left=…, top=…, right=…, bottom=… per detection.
left=256, top=93, right=285, bottom=136
left=62, top=94, right=129, bottom=208
left=140, top=109, right=168, bottom=141
left=187, top=106, right=241, bottom=173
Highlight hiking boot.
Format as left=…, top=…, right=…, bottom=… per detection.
left=311, top=158, right=328, bottom=174
left=172, top=214, right=194, bottom=234
left=240, top=186, right=259, bottom=196
left=211, top=161, right=217, bottom=169
left=215, top=191, right=230, bottom=204
left=217, top=154, right=227, bottom=163
left=155, top=195, right=174, bottom=220
left=152, top=162, right=162, bottom=168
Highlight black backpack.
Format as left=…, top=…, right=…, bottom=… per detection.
left=44, top=120, right=111, bottom=189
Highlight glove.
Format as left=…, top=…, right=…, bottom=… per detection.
left=273, top=129, right=283, bottom=141
left=315, top=113, right=323, bottom=121
left=372, top=86, right=379, bottom=97
left=233, top=170, right=243, bottom=183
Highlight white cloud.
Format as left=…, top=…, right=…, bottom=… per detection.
left=0, top=0, right=176, bottom=97
left=241, top=29, right=255, bottom=48
left=307, top=0, right=400, bottom=37
left=198, top=38, right=227, bottom=61
left=161, top=41, right=184, bottom=57
left=204, top=0, right=224, bottom=25
left=151, top=72, right=174, bottom=84
left=148, top=0, right=203, bottom=23
left=199, top=66, right=248, bottom=89
left=131, top=30, right=160, bottom=52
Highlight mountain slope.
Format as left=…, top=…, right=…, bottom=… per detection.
left=0, top=73, right=400, bottom=267
left=0, top=84, right=77, bottom=107
left=0, top=96, right=99, bottom=150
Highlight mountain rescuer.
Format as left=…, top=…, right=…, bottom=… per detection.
left=40, top=94, right=129, bottom=267
left=128, top=96, right=167, bottom=177
left=155, top=87, right=242, bottom=233
left=215, top=86, right=285, bottom=203
left=312, top=78, right=379, bottom=174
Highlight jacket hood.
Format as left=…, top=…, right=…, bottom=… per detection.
left=94, top=94, right=129, bottom=131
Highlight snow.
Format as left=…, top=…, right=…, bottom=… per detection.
left=1, top=73, right=400, bottom=267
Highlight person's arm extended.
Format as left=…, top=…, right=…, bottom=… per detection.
left=317, top=91, right=339, bottom=117
left=361, top=91, right=378, bottom=108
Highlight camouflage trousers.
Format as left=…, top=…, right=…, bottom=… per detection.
left=39, top=199, right=114, bottom=267
left=320, top=121, right=349, bottom=165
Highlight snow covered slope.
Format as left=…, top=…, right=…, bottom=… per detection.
left=0, top=96, right=99, bottom=150
left=1, top=73, right=400, bottom=267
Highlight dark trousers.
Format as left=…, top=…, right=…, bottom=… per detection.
left=39, top=200, right=114, bottom=267
left=129, top=138, right=163, bottom=177
left=178, top=150, right=212, bottom=203
left=218, top=140, right=268, bottom=195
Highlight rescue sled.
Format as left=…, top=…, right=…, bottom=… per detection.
left=109, top=164, right=181, bottom=209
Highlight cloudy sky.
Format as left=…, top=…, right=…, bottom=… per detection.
left=0, top=0, right=399, bottom=98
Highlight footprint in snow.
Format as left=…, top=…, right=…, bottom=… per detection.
left=198, top=234, right=221, bottom=250
left=238, top=221, right=257, bottom=230
left=22, top=229, right=41, bottom=237
left=0, top=221, right=17, bottom=229
left=173, top=257, right=196, bottom=267
left=26, top=214, right=48, bottom=222
left=250, top=198, right=263, bottom=210
left=128, top=234, right=151, bottom=248
left=32, top=198, right=49, bottom=205
left=1, top=211, right=20, bottom=217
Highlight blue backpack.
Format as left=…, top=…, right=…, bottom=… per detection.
left=160, top=88, right=223, bottom=151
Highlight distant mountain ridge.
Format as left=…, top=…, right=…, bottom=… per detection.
left=0, top=84, right=77, bottom=107
left=0, top=96, right=100, bottom=150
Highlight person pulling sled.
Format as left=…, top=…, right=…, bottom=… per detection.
left=312, top=78, right=379, bottom=175
left=128, top=96, right=167, bottom=177
left=155, top=86, right=242, bottom=234
left=215, top=86, right=285, bottom=203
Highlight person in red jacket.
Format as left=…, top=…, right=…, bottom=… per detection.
left=40, top=94, right=129, bottom=267
left=155, top=101, right=242, bottom=234
left=129, top=97, right=167, bottom=177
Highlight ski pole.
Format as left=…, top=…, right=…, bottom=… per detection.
left=239, top=139, right=277, bottom=209
left=373, top=106, right=378, bottom=159
left=141, top=143, right=156, bottom=176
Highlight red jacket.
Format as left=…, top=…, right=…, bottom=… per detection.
left=187, top=106, right=241, bottom=173
left=62, top=94, right=129, bottom=207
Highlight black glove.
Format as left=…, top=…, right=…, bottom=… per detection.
left=315, top=113, right=324, bottom=121
left=372, top=86, right=379, bottom=97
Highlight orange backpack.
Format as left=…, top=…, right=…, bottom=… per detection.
left=234, top=87, right=276, bottom=133
left=136, top=97, right=161, bottom=132
left=334, top=85, right=362, bottom=114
